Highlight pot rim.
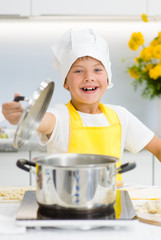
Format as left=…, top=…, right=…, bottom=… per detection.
left=33, top=153, right=119, bottom=168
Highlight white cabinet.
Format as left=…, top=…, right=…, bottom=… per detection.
left=0, top=151, right=43, bottom=186
left=0, top=0, right=161, bottom=17
left=0, top=151, right=30, bottom=186
left=154, top=156, right=161, bottom=186
left=123, top=150, right=161, bottom=186
left=0, top=0, right=30, bottom=17
left=148, top=0, right=161, bottom=16
left=31, top=0, right=147, bottom=16
left=122, top=150, right=153, bottom=186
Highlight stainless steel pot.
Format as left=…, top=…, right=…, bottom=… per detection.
left=17, top=153, right=136, bottom=213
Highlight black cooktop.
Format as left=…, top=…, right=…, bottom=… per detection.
left=16, top=190, right=136, bottom=222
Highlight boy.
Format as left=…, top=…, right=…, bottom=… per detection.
left=2, top=29, right=161, bottom=183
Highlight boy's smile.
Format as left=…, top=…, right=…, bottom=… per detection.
left=80, top=85, right=99, bottom=94
left=81, top=87, right=98, bottom=92
left=64, top=56, right=109, bottom=113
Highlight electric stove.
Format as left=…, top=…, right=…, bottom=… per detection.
left=16, top=190, right=136, bottom=229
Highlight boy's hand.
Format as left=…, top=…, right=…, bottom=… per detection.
left=2, top=93, right=24, bottom=125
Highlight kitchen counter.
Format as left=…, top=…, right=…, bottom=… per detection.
left=0, top=128, right=46, bottom=152
left=0, top=138, right=46, bottom=152
left=0, top=186, right=161, bottom=239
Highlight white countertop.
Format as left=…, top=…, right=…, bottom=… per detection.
left=0, top=186, right=161, bottom=239
left=0, top=204, right=161, bottom=240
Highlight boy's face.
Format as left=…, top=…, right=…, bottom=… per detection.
left=64, top=56, right=109, bottom=112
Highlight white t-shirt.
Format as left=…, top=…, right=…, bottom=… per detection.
left=0, top=107, right=4, bottom=122
left=38, top=103, right=154, bottom=160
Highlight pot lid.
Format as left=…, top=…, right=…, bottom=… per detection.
left=13, top=79, right=54, bottom=148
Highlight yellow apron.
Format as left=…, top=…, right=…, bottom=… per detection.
left=66, top=101, right=122, bottom=182
left=114, top=190, right=122, bottom=219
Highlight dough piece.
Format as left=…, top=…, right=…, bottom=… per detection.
left=0, top=187, right=36, bottom=201
left=145, top=200, right=161, bottom=214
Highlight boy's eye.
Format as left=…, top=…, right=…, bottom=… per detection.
left=75, top=69, right=82, bottom=73
left=95, top=68, right=102, bottom=72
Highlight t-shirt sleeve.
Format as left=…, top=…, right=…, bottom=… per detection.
left=123, top=108, right=154, bottom=154
left=37, top=104, right=69, bottom=153
left=107, top=104, right=155, bottom=154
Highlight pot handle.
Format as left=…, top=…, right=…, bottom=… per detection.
left=14, top=96, right=25, bottom=102
left=16, top=159, right=36, bottom=172
left=14, top=96, right=29, bottom=102
left=117, top=161, right=136, bottom=174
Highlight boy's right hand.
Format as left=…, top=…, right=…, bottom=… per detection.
left=2, top=93, right=24, bottom=125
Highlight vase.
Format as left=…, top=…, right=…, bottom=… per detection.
left=157, top=98, right=161, bottom=137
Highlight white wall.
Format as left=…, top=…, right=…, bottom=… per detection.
left=0, top=18, right=161, bottom=134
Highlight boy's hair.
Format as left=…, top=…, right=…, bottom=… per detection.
left=52, top=28, right=112, bottom=88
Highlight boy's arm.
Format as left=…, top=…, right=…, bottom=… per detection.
left=2, top=100, right=56, bottom=139
left=37, top=112, right=56, bottom=138
left=145, top=136, right=161, bottom=162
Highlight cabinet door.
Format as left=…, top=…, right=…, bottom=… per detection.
left=154, top=156, right=161, bottom=186
left=122, top=150, right=153, bottom=186
left=0, top=151, right=45, bottom=186
left=0, top=152, right=30, bottom=186
left=32, top=0, right=147, bottom=16
left=0, top=0, right=30, bottom=17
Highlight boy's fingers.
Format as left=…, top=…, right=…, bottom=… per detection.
left=2, top=102, right=22, bottom=110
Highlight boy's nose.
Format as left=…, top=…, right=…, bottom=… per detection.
left=84, top=71, right=94, bottom=82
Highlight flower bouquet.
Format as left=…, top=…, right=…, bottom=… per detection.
left=127, top=15, right=161, bottom=99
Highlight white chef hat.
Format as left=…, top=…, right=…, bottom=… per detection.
left=51, top=28, right=113, bottom=88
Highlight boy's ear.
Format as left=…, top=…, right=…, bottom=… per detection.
left=64, top=78, right=69, bottom=90
left=106, top=78, right=109, bottom=88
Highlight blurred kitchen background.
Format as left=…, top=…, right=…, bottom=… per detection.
left=0, top=0, right=161, bottom=186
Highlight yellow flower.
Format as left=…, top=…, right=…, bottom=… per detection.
left=151, top=39, right=158, bottom=46
left=158, top=32, right=161, bottom=39
left=141, top=14, right=148, bottom=22
left=143, top=63, right=154, bottom=72
left=128, top=66, right=140, bottom=79
left=140, top=46, right=153, bottom=62
left=149, top=63, right=161, bottom=79
left=128, top=40, right=138, bottom=50
left=152, top=44, right=161, bottom=59
left=150, top=32, right=161, bottom=46
left=151, top=38, right=161, bottom=46
left=135, top=57, right=140, bottom=63
left=128, top=32, right=144, bottom=50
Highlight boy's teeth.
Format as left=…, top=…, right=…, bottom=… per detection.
left=83, top=87, right=96, bottom=91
